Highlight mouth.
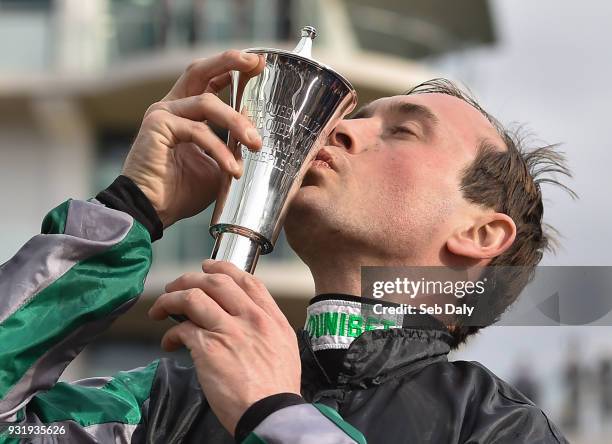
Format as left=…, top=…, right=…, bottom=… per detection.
left=310, top=148, right=335, bottom=170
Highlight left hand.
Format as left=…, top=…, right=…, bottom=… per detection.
left=148, top=259, right=302, bottom=435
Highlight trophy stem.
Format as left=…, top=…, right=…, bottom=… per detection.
left=170, top=232, right=261, bottom=323
left=170, top=231, right=260, bottom=323
left=211, top=232, right=262, bottom=274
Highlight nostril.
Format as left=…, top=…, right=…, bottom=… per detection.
left=335, top=132, right=353, bottom=151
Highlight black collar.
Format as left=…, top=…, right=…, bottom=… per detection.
left=300, top=294, right=454, bottom=390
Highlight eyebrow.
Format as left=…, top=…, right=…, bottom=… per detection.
left=351, top=101, right=439, bottom=137
left=388, top=102, right=439, bottom=137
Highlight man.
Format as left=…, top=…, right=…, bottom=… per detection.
left=0, top=50, right=569, bottom=443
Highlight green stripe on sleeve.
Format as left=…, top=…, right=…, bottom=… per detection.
left=241, top=432, right=268, bottom=444
left=40, top=200, right=71, bottom=235
left=30, top=360, right=159, bottom=426
left=0, top=220, right=152, bottom=399
left=0, top=410, right=23, bottom=443
left=0, top=432, right=21, bottom=444
left=313, top=403, right=367, bottom=444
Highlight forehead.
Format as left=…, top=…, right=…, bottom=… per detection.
left=365, top=93, right=504, bottom=152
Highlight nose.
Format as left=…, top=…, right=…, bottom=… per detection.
left=327, top=119, right=358, bottom=153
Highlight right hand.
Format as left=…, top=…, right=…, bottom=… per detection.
left=122, top=50, right=265, bottom=228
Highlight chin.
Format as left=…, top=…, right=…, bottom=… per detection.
left=285, top=187, right=329, bottom=234
left=290, top=185, right=325, bottom=210
left=286, top=197, right=317, bottom=229
left=285, top=194, right=333, bottom=261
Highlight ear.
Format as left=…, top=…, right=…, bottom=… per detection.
left=446, top=213, right=517, bottom=260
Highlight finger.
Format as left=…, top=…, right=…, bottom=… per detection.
left=148, top=110, right=241, bottom=177
left=162, top=93, right=262, bottom=151
left=204, top=72, right=231, bottom=94
left=164, top=50, right=261, bottom=100
left=202, top=260, right=285, bottom=322
left=161, top=320, right=203, bottom=352
left=203, top=54, right=265, bottom=94
left=204, top=54, right=266, bottom=94
left=149, top=288, right=229, bottom=330
left=165, top=272, right=252, bottom=316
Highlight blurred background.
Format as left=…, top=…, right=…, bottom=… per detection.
left=1, top=0, right=611, bottom=442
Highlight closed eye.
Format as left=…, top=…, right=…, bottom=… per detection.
left=389, top=125, right=417, bottom=137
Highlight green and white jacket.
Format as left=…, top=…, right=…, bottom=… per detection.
left=0, top=192, right=366, bottom=444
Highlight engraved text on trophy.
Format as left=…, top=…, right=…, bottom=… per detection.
left=241, top=98, right=323, bottom=179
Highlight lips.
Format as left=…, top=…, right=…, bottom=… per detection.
left=311, top=148, right=335, bottom=170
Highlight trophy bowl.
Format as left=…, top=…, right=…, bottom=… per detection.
left=210, top=26, right=357, bottom=272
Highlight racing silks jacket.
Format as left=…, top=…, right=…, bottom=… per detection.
left=0, top=176, right=367, bottom=444
left=0, top=177, right=568, bottom=443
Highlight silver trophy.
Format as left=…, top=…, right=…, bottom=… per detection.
left=209, top=26, right=357, bottom=272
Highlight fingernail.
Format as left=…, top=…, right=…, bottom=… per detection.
left=246, top=128, right=261, bottom=145
left=241, top=51, right=256, bottom=62
left=228, top=159, right=239, bottom=173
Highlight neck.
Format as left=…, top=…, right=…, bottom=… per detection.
left=293, top=228, right=444, bottom=295
left=307, top=250, right=427, bottom=296
left=294, top=232, right=370, bottom=295
left=310, top=257, right=362, bottom=295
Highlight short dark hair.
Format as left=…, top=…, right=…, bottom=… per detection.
left=405, top=79, right=575, bottom=347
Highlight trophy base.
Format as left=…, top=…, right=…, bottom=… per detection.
left=211, top=232, right=262, bottom=274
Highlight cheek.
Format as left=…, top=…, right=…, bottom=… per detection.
left=357, top=155, right=460, bottom=222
